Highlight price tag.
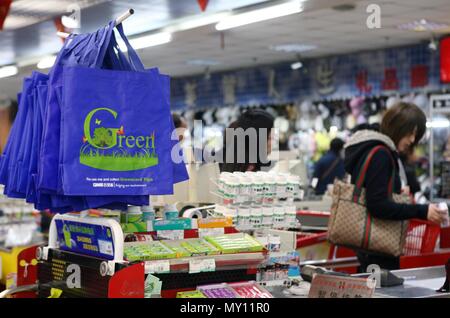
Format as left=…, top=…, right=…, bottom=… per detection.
left=198, top=227, right=225, bottom=238
left=145, top=260, right=170, bottom=274
left=308, top=274, right=375, bottom=298
left=157, top=230, right=184, bottom=240
left=189, top=258, right=216, bottom=274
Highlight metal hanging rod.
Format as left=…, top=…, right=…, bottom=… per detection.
left=57, top=8, right=134, bottom=39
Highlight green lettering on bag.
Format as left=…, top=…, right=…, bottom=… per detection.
left=80, top=107, right=159, bottom=171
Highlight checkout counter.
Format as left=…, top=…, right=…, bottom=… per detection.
left=266, top=266, right=450, bottom=298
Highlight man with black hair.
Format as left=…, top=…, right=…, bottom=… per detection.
left=172, top=113, right=187, bottom=142
left=313, top=138, right=345, bottom=195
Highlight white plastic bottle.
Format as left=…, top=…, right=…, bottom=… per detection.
left=285, top=205, right=297, bottom=228
left=273, top=204, right=286, bottom=228
left=262, top=205, right=274, bottom=229
left=163, top=204, right=179, bottom=220
left=142, top=204, right=156, bottom=221
left=276, top=174, right=288, bottom=198
left=250, top=205, right=263, bottom=229
left=126, top=206, right=142, bottom=223
left=238, top=206, right=251, bottom=230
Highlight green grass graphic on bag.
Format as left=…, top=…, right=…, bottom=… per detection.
left=80, top=107, right=158, bottom=171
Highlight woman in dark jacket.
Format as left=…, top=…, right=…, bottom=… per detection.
left=344, top=102, right=445, bottom=272
left=220, top=109, right=274, bottom=173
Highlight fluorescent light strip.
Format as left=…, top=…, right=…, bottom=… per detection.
left=166, top=12, right=230, bottom=32
left=291, top=61, right=303, bottom=70
left=37, top=55, right=57, bottom=69
left=119, top=32, right=172, bottom=52
left=0, top=65, right=18, bottom=79
left=427, top=120, right=450, bottom=128
left=215, top=1, right=303, bottom=31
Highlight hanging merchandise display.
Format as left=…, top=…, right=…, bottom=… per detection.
left=346, top=97, right=367, bottom=130
left=0, top=19, right=188, bottom=212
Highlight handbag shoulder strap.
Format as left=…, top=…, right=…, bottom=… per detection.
left=353, top=145, right=396, bottom=202
left=320, top=156, right=341, bottom=182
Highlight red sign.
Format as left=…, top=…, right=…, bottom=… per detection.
left=0, top=0, right=12, bottom=30
left=356, top=70, right=372, bottom=94
left=411, top=65, right=428, bottom=88
left=308, top=274, right=376, bottom=298
left=197, top=0, right=209, bottom=11
left=441, top=37, right=450, bottom=83
left=382, top=68, right=399, bottom=90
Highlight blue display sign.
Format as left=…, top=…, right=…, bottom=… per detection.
left=55, top=219, right=115, bottom=260
left=171, top=43, right=448, bottom=110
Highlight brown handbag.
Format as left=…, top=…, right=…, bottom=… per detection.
left=328, top=145, right=411, bottom=257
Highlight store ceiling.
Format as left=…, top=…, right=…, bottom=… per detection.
left=1, top=0, right=450, bottom=98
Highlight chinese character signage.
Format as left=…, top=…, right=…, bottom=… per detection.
left=171, top=43, right=445, bottom=110
left=308, top=274, right=376, bottom=298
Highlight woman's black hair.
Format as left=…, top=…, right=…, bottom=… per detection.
left=172, top=113, right=183, bottom=129
left=330, top=138, right=345, bottom=154
left=220, top=109, right=274, bottom=172
left=381, top=102, right=426, bottom=148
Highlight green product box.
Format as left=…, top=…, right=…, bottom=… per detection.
left=151, top=218, right=195, bottom=231
left=121, top=222, right=148, bottom=233
left=176, top=290, right=207, bottom=298
left=161, top=241, right=192, bottom=258
left=180, top=239, right=220, bottom=256
left=124, top=241, right=177, bottom=261
left=204, top=233, right=264, bottom=254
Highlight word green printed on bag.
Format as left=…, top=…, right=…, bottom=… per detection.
left=80, top=107, right=159, bottom=171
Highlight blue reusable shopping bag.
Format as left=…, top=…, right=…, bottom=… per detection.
left=3, top=77, right=35, bottom=198
left=38, top=26, right=113, bottom=193
left=61, top=65, right=175, bottom=195
left=25, top=76, right=49, bottom=203
left=112, top=24, right=188, bottom=185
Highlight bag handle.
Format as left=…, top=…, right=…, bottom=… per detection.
left=94, top=20, right=116, bottom=69
left=105, top=34, right=131, bottom=70
left=319, top=156, right=341, bottom=183
left=115, top=23, right=145, bottom=71
left=352, top=145, right=396, bottom=202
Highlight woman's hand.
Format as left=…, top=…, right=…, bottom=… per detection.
left=427, top=204, right=445, bottom=225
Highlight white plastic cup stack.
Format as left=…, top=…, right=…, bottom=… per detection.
left=237, top=206, right=251, bottom=230
left=284, top=205, right=297, bottom=228
left=252, top=175, right=265, bottom=202
left=276, top=174, right=288, bottom=199
left=250, top=205, right=263, bottom=229
left=287, top=175, right=301, bottom=198
left=239, top=175, right=253, bottom=201
left=262, top=205, right=274, bottom=229
left=263, top=173, right=277, bottom=201
left=218, top=172, right=232, bottom=195
left=273, top=204, right=286, bottom=228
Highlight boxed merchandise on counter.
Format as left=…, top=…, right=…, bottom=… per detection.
left=176, top=290, right=207, bottom=298
left=121, top=222, right=148, bottom=233
left=123, top=233, right=266, bottom=262
left=149, top=218, right=197, bottom=231
left=161, top=239, right=220, bottom=258
left=197, top=217, right=233, bottom=229
left=124, top=241, right=177, bottom=261
left=228, top=281, right=273, bottom=298
left=204, top=233, right=265, bottom=254
left=176, top=282, right=274, bottom=298
left=197, top=283, right=240, bottom=298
